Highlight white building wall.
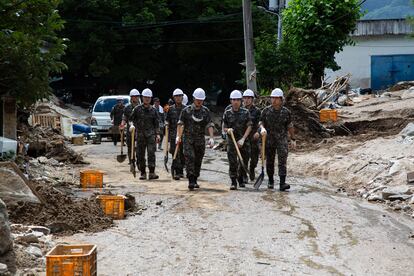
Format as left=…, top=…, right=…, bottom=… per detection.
left=325, top=35, right=414, bottom=89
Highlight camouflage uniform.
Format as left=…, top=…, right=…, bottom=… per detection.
left=130, top=104, right=160, bottom=173
left=222, top=107, right=252, bottom=180
left=123, top=103, right=139, bottom=163
left=260, top=106, right=293, bottom=178
left=110, top=104, right=124, bottom=145
left=165, top=103, right=186, bottom=175
left=245, top=105, right=261, bottom=176
left=178, top=104, right=214, bottom=179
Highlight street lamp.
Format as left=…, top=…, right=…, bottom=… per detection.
left=257, top=6, right=282, bottom=44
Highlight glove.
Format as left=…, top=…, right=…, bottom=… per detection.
left=208, top=138, right=215, bottom=148
left=237, top=137, right=245, bottom=147
left=260, top=127, right=267, bottom=135
left=221, top=132, right=227, bottom=140
left=290, top=140, right=297, bottom=150
left=156, top=135, right=161, bottom=143
left=253, top=132, right=260, bottom=141
left=176, top=136, right=181, bottom=144
left=226, top=128, right=233, bottom=134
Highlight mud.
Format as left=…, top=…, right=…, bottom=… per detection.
left=7, top=181, right=113, bottom=234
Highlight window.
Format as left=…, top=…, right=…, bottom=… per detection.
left=93, top=98, right=129, bottom=113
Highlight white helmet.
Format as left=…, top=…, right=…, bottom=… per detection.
left=173, top=88, right=184, bottom=96
left=193, top=88, right=206, bottom=100
left=129, top=89, right=140, bottom=97
left=270, top=88, right=284, bottom=98
left=142, top=88, right=153, bottom=98
left=243, top=89, right=255, bottom=98
left=229, top=90, right=242, bottom=99
left=183, top=94, right=189, bottom=105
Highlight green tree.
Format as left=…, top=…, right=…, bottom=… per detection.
left=283, top=0, right=361, bottom=88
left=0, top=0, right=66, bottom=106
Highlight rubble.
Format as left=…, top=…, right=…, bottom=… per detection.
left=387, top=81, right=414, bottom=92
left=19, top=125, right=86, bottom=164
left=0, top=199, right=12, bottom=256
left=7, top=181, right=113, bottom=235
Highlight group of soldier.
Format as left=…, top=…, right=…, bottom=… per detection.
left=111, top=86, right=296, bottom=192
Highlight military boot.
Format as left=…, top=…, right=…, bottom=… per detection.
left=194, top=177, right=200, bottom=189
left=268, top=175, right=274, bottom=189
left=238, top=176, right=245, bottom=188
left=188, top=176, right=195, bottom=191
left=230, top=178, right=237, bottom=190
left=249, top=166, right=255, bottom=181
left=279, top=175, right=290, bottom=192
left=173, top=169, right=180, bottom=181
left=139, top=170, right=147, bottom=180
left=148, top=168, right=159, bottom=180
left=177, top=170, right=185, bottom=179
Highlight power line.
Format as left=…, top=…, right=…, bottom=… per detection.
left=113, top=37, right=244, bottom=46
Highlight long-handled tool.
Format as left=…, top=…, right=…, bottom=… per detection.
left=171, top=141, right=180, bottom=179
left=228, top=130, right=248, bottom=175
left=117, top=128, right=127, bottom=163
left=254, top=133, right=266, bottom=189
left=163, top=125, right=169, bottom=172
left=129, top=125, right=136, bottom=178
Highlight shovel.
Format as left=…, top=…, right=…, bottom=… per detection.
left=129, top=125, right=136, bottom=178
left=228, top=130, right=249, bottom=175
left=117, top=128, right=127, bottom=163
left=164, top=125, right=169, bottom=172
left=171, top=141, right=180, bottom=179
left=254, top=133, right=266, bottom=189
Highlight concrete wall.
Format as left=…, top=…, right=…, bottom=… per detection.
left=1, top=97, right=17, bottom=140
left=325, top=35, right=414, bottom=89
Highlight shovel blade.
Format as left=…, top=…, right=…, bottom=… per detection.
left=164, top=157, right=169, bottom=172
left=254, top=171, right=265, bottom=190
left=117, top=154, right=127, bottom=163
left=130, top=162, right=136, bottom=178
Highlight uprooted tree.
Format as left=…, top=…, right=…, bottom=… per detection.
left=0, top=0, right=66, bottom=106
left=282, top=0, right=362, bottom=88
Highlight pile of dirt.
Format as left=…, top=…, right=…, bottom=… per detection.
left=7, top=181, right=113, bottom=235
left=18, top=125, right=85, bottom=164
left=387, top=81, right=414, bottom=92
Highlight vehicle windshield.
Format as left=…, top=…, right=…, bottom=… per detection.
left=93, top=98, right=129, bottom=113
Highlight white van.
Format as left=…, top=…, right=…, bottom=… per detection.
left=90, top=95, right=130, bottom=137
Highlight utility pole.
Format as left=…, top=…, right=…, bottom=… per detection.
left=242, top=0, right=257, bottom=93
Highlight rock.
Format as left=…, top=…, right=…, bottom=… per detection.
left=124, top=193, right=136, bottom=211
left=15, top=233, right=39, bottom=244
left=155, top=200, right=163, bottom=206
left=0, top=199, right=12, bottom=255
left=367, top=186, right=386, bottom=195
left=25, top=245, right=43, bottom=257
left=0, top=263, right=8, bottom=274
left=382, top=186, right=412, bottom=200
left=400, top=123, right=414, bottom=138
left=28, top=226, right=51, bottom=235
left=393, top=205, right=402, bottom=211
left=403, top=205, right=412, bottom=212
left=388, top=194, right=413, bottom=201
left=367, top=194, right=383, bottom=202
left=37, top=156, right=48, bottom=164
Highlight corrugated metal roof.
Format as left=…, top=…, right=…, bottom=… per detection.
left=352, top=19, right=413, bottom=36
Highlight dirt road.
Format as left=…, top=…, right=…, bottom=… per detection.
left=61, top=142, right=414, bottom=275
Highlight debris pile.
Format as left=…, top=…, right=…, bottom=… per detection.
left=387, top=80, right=414, bottom=92
left=7, top=181, right=113, bottom=235
left=18, top=125, right=85, bottom=164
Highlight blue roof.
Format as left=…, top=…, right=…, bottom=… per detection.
left=361, top=0, right=414, bottom=20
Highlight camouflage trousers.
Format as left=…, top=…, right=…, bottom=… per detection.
left=227, top=140, right=250, bottom=179
left=183, top=139, right=205, bottom=178
left=169, top=137, right=185, bottom=174
left=246, top=136, right=259, bottom=171
left=136, top=135, right=156, bottom=172
left=265, top=137, right=288, bottom=177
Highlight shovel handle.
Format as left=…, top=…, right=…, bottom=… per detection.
left=228, top=130, right=244, bottom=163
left=120, top=128, right=124, bottom=154
left=173, top=142, right=180, bottom=160
left=261, top=133, right=266, bottom=167
left=130, top=126, right=135, bottom=161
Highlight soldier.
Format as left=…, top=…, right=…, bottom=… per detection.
left=259, top=88, right=296, bottom=191
left=176, top=88, right=215, bottom=191
left=121, top=89, right=141, bottom=164
left=165, top=88, right=186, bottom=180
left=222, top=90, right=252, bottom=190
left=130, top=88, right=161, bottom=180
left=153, top=97, right=165, bottom=151
left=243, top=89, right=261, bottom=181
left=110, top=97, right=125, bottom=146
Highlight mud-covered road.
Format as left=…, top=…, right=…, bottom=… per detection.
left=61, top=142, right=414, bottom=275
